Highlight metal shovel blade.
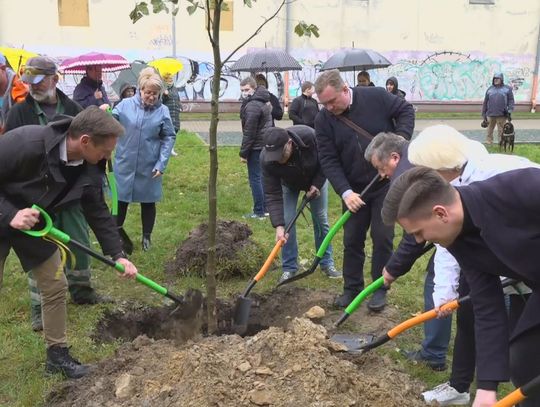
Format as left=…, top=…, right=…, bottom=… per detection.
left=329, top=333, right=376, bottom=353
left=232, top=295, right=253, bottom=335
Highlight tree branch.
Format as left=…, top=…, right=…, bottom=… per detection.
left=205, top=0, right=215, bottom=46
left=222, top=0, right=287, bottom=65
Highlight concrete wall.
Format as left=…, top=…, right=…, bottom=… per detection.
left=1, top=0, right=539, bottom=103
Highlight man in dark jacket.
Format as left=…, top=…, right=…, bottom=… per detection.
left=239, top=76, right=273, bottom=219
left=73, top=65, right=111, bottom=109
left=5, top=56, right=109, bottom=333
left=0, top=107, right=138, bottom=379
left=261, top=126, right=341, bottom=283
left=385, top=76, right=406, bottom=99
left=255, top=73, right=283, bottom=125
left=382, top=167, right=540, bottom=407
left=288, top=81, right=319, bottom=128
left=482, top=73, right=514, bottom=145
left=314, top=69, right=415, bottom=310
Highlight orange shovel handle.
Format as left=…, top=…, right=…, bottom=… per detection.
left=253, top=239, right=285, bottom=282
left=494, top=389, right=525, bottom=407
left=387, top=300, right=459, bottom=339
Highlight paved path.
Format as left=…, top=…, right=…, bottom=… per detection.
left=183, top=119, right=540, bottom=145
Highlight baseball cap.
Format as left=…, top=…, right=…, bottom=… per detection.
left=263, top=127, right=290, bottom=162
left=21, top=56, right=57, bottom=84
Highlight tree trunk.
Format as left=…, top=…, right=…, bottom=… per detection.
left=205, top=2, right=222, bottom=335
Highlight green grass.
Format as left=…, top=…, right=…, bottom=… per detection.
left=1, top=132, right=539, bottom=405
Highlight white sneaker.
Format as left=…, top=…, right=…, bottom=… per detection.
left=422, top=382, right=470, bottom=406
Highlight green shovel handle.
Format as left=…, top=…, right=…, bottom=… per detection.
left=315, top=210, right=351, bottom=258
left=21, top=205, right=70, bottom=244
left=345, top=276, right=385, bottom=315
left=113, top=262, right=167, bottom=296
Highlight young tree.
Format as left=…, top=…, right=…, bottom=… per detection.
left=130, top=0, right=318, bottom=333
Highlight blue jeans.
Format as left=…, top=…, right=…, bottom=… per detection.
left=281, top=182, right=334, bottom=273
left=421, top=255, right=452, bottom=364
left=247, top=150, right=266, bottom=215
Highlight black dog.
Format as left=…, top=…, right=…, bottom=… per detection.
left=500, top=122, right=515, bottom=152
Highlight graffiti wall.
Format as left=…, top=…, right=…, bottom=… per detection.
left=54, top=49, right=539, bottom=104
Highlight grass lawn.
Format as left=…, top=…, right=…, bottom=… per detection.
left=0, top=133, right=538, bottom=406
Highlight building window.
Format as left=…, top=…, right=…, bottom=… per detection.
left=58, top=0, right=90, bottom=27
left=469, top=0, right=495, bottom=4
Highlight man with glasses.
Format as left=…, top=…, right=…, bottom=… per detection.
left=5, top=57, right=112, bottom=333
left=314, top=69, right=415, bottom=310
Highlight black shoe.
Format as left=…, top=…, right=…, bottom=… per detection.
left=402, top=349, right=447, bottom=372
left=72, top=292, right=114, bottom=305
left=142, top=235, right=151, bottom=251
left=45, top=346, right=91, bottom=379
left=333, top=291, right=358, bottom=308
left=367, top=288, right=387, bottom=312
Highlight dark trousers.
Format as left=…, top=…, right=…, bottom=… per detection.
left=341, top=184, right=394, bottom=295
left=117, top=201, right=156, bottom=236
left=421, top=255, right=452, bottom=364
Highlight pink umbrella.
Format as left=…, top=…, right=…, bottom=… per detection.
left=59, top=52, right=130, bottom=74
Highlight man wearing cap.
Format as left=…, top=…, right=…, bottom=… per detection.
left=261, top=125, right=341, bottom=283
left=0, top=52, right=17, bottom=134
left=5, top=57, right=111, bottom=333
left=73, top=65, right=110, bottom=109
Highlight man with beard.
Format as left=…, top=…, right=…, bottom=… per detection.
left=5, top=57, right=111, bottom=333
left=73, top=64, right=110, bottom=109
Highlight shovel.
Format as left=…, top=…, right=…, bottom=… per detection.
left=334, top=243, right=435, bottom=327
left=277, top=174, right=380, bottom=287
left=495, top=374, right=540, bottom=407
left=23, top=205, right=185, bottom=305
left=232, top=194, right=312, bottom=334
left=331, top=278, right=518, bottom=353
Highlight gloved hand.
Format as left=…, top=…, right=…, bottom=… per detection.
left=507, top=113, right=512, bottom=122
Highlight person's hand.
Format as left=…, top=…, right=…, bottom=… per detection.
left=94, top=89, right=103, bottom=100
left=382, top=267, right=396, bottom=288
left=434, top=299, right=457, bottom=318
left=307, top=185, right=320, bottom=199
left=275, top=226, right=288, bottom=244
left=240, top=158, right=247, bottom=164
left=343, top=193, right=366, bottom=213
left=116, top=258, right=138, bottom=279
left=99, top=103, right=110, bottom=111
left=163, top=89, right=169, bottom=96
left=507, top=113, right=512, bottom=122
left=152, top=169, right=163, bottom=178
left=10, top=208, right=40, bottom=230
left=472, top=389, right=497, bottom=407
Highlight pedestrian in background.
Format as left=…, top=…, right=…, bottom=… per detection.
left=162, top=72, right=181, bottom=157
left=255, top=73, right=283, bottom=125
left=481, top=73, right=514, bottom=145
left=288, top=81, right=319, bottom=129
left=73, top=65, right=110, bottom=110
left=385, top=76, right=406, bottom=99
left=357, top=70, right=375, bottom=87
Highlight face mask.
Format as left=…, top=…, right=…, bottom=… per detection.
left=241, top=90, right=253, bottom=99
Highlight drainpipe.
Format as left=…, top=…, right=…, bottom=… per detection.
left=171, top=13, right=177, bottom=58
left=284, top=0, right=291, bottom=110
left=531, top=18, right=540, bottom=112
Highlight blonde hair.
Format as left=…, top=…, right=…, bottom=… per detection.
left=138, top=67, right=163, bottom=93
left=409, top=125, right=488, bottom=170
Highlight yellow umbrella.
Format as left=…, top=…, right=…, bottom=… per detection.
left=148, top=58, right=183, bottom=76
left=0, top=47, right=38, bottom=72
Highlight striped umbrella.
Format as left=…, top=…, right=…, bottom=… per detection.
left=230, top=49, right=302, bottom=73
left=59, top=52, right=130, bottom=74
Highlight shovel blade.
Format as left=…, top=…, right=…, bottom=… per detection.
left=232, top=295, right=252, bottom=335
left=329, top=333, right=376, bottom=353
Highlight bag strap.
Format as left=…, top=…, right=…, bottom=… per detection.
left=335, top=115, right=374, bottom=143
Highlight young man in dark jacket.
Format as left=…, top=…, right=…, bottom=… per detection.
left=288, top=81, right=319, bottom=129
left=382, top=167, right=540, bottom=407
left=5, top=57, right=110, bottom=333
left=239, top=77, right=273, bottom=219
left=314, top=69, right=415, bottom=311
left=0, top=107, right=138, bottom=379
left=255, top=73, right=283, bottom=125
left=261, top=126, right=341, bottom=283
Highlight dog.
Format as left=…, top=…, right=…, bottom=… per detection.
left=500, top=121, right=515, bottom=152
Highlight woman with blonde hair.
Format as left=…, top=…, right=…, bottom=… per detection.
left=112, top=67, right=176, bottom=251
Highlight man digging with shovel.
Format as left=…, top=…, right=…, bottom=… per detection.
left=0, top=107, right=138, bottom=379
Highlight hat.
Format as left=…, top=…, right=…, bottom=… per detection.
left=263, top=127, right=290, bottom=162
left=21, top=56, right=57, bottom=84
left=0, top=52, right=6, bottom=66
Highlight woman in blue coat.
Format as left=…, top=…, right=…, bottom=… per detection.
left=113, top=67, right=176, bottom=251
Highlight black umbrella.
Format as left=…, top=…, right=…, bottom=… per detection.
left=320, top=48, right=391, bottom=72
left=230, top=49, right=302, bottom=73
left=111, top=60, right=148, bottom=97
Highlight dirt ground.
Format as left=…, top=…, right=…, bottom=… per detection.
left=47, top=287, right=427, bottom=407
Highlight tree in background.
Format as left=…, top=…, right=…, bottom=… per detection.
left=130, top=0, right=318, bottom=333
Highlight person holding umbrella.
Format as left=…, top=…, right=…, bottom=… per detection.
left=112, top=67, right=176, bottom=251
left=73, top=65, right=111, bottom=109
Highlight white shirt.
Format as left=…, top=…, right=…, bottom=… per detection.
left=59, top=137, right=84, bottom=167
left=432, top=151, right=538, bottom=307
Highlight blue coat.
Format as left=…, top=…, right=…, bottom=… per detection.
left=112, top=93, right=176, bottom=203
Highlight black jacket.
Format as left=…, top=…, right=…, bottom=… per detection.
left=269, top=92, right=284, bottom=123
left=261, top=125, right=326, bottom=227
left=288, top=94, right=319, bottom=128
left=239, top=86, right=273, bottom=158
left=0, top=118, right=123, bottom=271
left=448, top=168, right=540, bottom=390
left=5, top=89, right=83, bottom=132
left=73, top=76, right=110, bottom=108
left=315, top=86, right=415, bottom=195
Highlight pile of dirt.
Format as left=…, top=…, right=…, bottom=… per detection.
left=165, top=220, right=267, bottom=280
